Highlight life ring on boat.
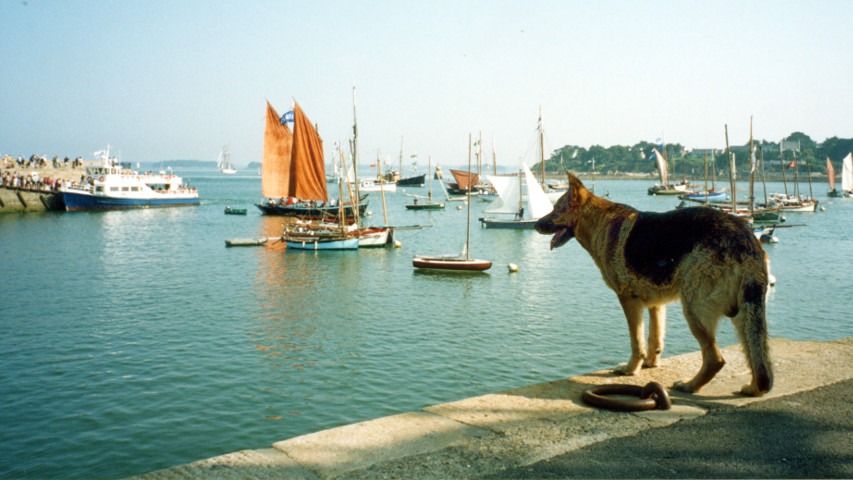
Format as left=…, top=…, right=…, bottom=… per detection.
left=86, top=176, right=92, bottom=182
left=98, top=176, right=105, bottom=182
left=581, top=382, right=671, bottom=412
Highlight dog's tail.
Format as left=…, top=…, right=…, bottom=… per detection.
left=737, top=259, right=774, bottom=395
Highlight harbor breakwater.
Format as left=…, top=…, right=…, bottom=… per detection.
left=0, top=186, right=64, bottom=213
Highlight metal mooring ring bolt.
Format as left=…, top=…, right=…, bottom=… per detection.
left=581, top=382, right=672, bottom=411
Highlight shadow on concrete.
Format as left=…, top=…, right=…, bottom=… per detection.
left=486, top=378, right=853, bottom=479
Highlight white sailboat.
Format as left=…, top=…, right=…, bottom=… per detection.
left=217, top=145, right=237, bottom=174
left=479, top=163, right=553, bottom=228
left=842, top=152, right=853, bottom=198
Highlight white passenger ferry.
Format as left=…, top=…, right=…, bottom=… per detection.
left=59, top=147, right=199, bottom=211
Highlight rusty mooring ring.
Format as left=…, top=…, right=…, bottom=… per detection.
left=581, top=382, right=672, bottom=411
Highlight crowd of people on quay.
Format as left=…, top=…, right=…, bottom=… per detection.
left=0, top=171, right=69, bottom=192
left=1, top=153, right=85, bottom=192
left=3, top=153, right=85, bottom=170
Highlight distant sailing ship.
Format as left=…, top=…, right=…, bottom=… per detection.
left=217, top=145, right=237, bottom=174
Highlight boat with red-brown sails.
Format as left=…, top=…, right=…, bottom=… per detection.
left=255, top=101, right=367, bottom=220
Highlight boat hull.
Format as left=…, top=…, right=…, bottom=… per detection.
left=405, top=202, right=445, bottom=210
left=397, top=174, right=426, bottom=186
left=256, top=201, right=368, bottom=219
left=478, top=217, right=539, bottom=228
left=357, top=228, right=393, bottom=248
left=412, top=256, right=492, bottom=271
left=61, top=191, right=199, bottom=210
left=284, top=235, right=359, bottom=250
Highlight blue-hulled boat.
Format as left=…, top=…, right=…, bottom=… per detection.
left=59, top=146, right=199, bottom=211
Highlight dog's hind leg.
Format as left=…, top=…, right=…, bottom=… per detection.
left=614, top=295, right=646, bottom=376
left=644, top=305, right=665, bottom=368
left=673, top=309, right=724, bottom=393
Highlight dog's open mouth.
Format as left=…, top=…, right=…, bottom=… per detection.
left=550, top=227, right=574, bottom=250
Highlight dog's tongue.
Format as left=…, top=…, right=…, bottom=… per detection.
left=550, top=227, right=572, bottom=250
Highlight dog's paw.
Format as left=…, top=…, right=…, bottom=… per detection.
left=740, top=384, right=766, bottom=397
left=613, top=364, right=638, bottom=376
left=672, top=380, right=697, bottom=393
left=642, top=359, right=660, bottom=369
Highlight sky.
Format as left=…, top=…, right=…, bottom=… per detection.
left=2, top=0, right=852, bottom=169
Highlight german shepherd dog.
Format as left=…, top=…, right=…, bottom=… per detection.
left=535, top=172, right=773, bottom=396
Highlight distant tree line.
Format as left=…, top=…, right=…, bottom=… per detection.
left=538, top=132, right=853, bottom=178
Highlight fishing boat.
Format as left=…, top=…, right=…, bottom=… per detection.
left=769, top=146, right=819, bottom=212
left=397, top=173, right=426, bottom=186
left=283, top=221, right=359, bottom=250
left=255, top=100, right=368, bottom=219
left=405, top=156, right=445, bottom=210
left=217, top=145, right=237, bottom=174
left=394, top=138, right=426, bottom=186
left=413, top=135, right=491, bottom=272
left=59, top=146, right=199, bottom=210
left=826, top=156, right=841, bottom=197
left=841, top=152, right=853, bottom=198
left=647, top=147, right=692, bottom=195
left=358, top=177, right=397, bottom=192
left=479, top=163, right=553, bottom=228
left=224, top=206, right=247, bottom=215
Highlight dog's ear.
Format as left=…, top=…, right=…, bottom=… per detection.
left=565, top=170, right=589, bottom=205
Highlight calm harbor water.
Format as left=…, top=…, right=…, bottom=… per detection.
left=2, top=172, right=852, bottom=479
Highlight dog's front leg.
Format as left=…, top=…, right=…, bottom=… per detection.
left=614, top=295, right=645, bottom=375
left=644, top=305, right=666, bottom=368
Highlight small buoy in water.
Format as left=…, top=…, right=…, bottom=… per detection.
left=394, top=240, right=402, bottom=248
left=768, top=273, right=777, bottom=286
left=457, top=205, right=463, bottom=210
left=819, top=206, right=826, bottom=211
left=366, top=211, right=373, bottom=216
left=780, top=215, right=786, bottom=222
left=508, top=263, right=519, bottom=272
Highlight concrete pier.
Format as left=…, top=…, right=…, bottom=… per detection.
left=0, top=186, right=64, bottom=213
left=130, top=336, right=853, bottom=479
left=0, top=164, right=89, bottom=213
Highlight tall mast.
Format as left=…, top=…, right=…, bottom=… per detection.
left=399, top=136, right=404, bottom=180
left=749, top=116, right=755, bottom=216
left=779, top=139, right=789, bottom=196
left=725, top=124, right=736, bottom=213
left=539, top=106, right=545, bottom=187
left=466, top=133, right=472, bottom=260
left=492, top=137, right=497, bottom=175
left=352, top=87, right=360, bottom=203
left=428, top=155, right=433, bottom=202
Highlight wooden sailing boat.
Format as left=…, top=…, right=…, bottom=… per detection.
left=768, top=141, right=819, bottom=212
left=405, top=155, right=445, bottom=210
left=479, top=163, right=553, bottom=228
left=647, top=145, right=691, bottom=195
left=413, top=136, right=491, bottom=272
left=842, top=152, right=853, bottom=197
left=255, top=100, right=368, bottom=219
left=217, top=145, right=237, bottom=174
left=827, top=156, right=841, bottom=197
left=395, top=137, right=426, bottom=186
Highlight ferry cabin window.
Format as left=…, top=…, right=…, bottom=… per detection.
left=95, top=186, right=104, bottom=193
left=131, top=187, right=139, bottom=192
left=110, top=187, right=119, bottom=192
left=122, top=187, right=129, bottom=192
